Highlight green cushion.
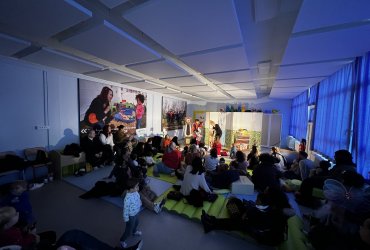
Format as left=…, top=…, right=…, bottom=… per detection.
left=158, top=187, right=309, bottom=250
left=277, top=216, right=309, bottom=250
left=312, top=188, right=325, bottom=199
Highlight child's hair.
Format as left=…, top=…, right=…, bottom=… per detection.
left=199, top=142, right=205, bottom=148
left=256, top=192, right=271, bottom=206
left=210, top=148, right=217, bottom=158
left=127, top=178, right=139, bottom=190
left=135, top=94, right=145, bottom=103
left=319, top=160, right=331, bottom=171
left=11, top=180, right=27, bottom=191
left=0, top=206, right=16, bottom=230
left=130, top=153, right=137, bottom=160
left=190, top=157, right=204, bottom=175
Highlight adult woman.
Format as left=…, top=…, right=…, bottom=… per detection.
left=213, top=124, right=222, bottom=141
left=84, top=86, right=113, bottom=129
left=99, top=125, right=114, bottom=165
left=180, top=157, right=211, bottom=197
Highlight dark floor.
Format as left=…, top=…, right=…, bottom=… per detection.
left=29, top=180, right=273, bottom=250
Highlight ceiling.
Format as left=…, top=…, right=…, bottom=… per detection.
left=0, top=0, right=369, bottom=102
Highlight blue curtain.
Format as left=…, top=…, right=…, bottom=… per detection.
left=352, top=52, right=370, bottom=178
left=289, top=91, right=308, bottom=141
left=309, top=84, right=318, bottom=105
left=313, top=64, right=354, bottom=159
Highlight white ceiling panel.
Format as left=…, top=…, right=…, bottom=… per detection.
left=123, top=81, right=163, bottom=90
left=272, top=86, right=308, bottom=93
left=269, top=92, right=301, bottom=99
left=276, top=61, right=350, bottom=79
left=171, top=93, right=201, bottom=101
left=196, top=91, right=229, bottom=99
left=0, top=33, right=30, bottom=56
left=99, top=0, right=129, bottom=9
left=282, top=25, right=370, bottom=65
left=293, top=0, right=370, bottom=33
left=178, top=85, right=214, bottom=92
left=148, top=87, right=181, bottom=95
left=22, top=48, right=102, bottom=73
left=181, top=46, right=249, bottom=74
left=161, top=76, right=204, bottom=87
left=0, top=0, right=91, bottom=39
left=205, top=70, right=252, bottom=84
left=63, top=23, right=159, bottom=65
left=124, top=0, right=242, bottom=55
left=227, top=89, right=256, bottom=98
left=217, top=82, right=255, bottom=91
left=274, top=77, right=324, bottom=88
left=127, top=59, right=188, bottom=78
left=85, top=69, right=140, bottom=83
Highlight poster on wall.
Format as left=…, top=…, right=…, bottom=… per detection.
left=79, top=79, right=147, bottom=138
left=161, top=96, right=187, bottom=131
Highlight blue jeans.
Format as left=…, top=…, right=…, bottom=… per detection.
left=154, top=162, right=174, bottom=175
left=136, top=118, right=142, bottom=129
left=56, top=229, right=114, bottom=250
left=120, top=215, right=139, bottom=242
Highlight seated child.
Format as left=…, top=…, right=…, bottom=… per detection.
left=0, top=206, right=56, bottom=249
left=0, top=180, right=35, bottom=229
left=144, top=151, right=155, bottom=167
left=229, top=144, right=237, bottom=159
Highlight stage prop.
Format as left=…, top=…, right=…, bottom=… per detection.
left=183, top=117, right=193, bottom=145
left=204, top=112, right=263, bottom=150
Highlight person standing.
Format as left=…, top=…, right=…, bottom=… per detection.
left=120, top=179, right=142, bottom=248
left=135, top=94, right=145, bottom=129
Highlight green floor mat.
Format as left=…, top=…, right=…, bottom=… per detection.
left=158, top=188, right=229, bottom=221
left=146, top=167, right=178, bottom=184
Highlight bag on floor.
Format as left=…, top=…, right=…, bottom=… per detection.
left=185, top=189, right=204, bottom=207
left=167, top=190, right=183, bottom=201
left=226, top=197, right=244, bottom=218
left=206, top=193, right=218, bottom=203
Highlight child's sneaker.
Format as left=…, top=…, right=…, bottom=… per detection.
left=120, top=241, right=127, bottom=248
left=154, top=203, right=161, bottom=214
left=133, top=230, right=142, bottom=236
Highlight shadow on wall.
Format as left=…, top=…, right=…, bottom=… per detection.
left=52, top=128, right=79, bottom=151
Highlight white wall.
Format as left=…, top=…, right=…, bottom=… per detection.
left=0, top=56, right=185, bottom=154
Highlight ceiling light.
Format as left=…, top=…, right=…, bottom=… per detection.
left=257, top=60, right=271, bottom=75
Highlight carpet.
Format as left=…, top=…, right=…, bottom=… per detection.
left=63, top=166, right=172, bottom=208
